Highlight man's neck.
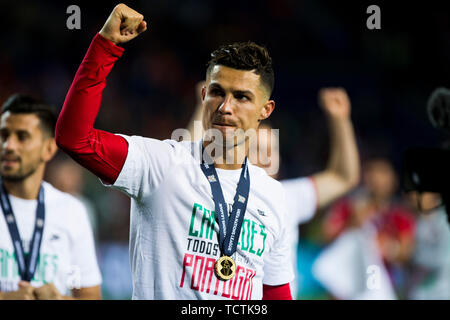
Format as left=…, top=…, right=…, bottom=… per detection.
left=203, top=139, right=248, bottom=170
left=2, top=168, right=44, bottom=200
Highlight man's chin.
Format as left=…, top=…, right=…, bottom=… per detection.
left=1, top=174, right=25, bottom=182
left=1, top=169, right=28, bottom=182
left=212, top=126, right=236, bottom=139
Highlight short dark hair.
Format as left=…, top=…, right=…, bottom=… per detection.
left=1, top=93, right=57, bottom=137
left=206, top=41, right=274, bottom=97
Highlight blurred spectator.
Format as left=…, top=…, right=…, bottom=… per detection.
left=313, top=158, right=417, bottom=299
left=404, top=192, right=450, bottom=299
left=322, top=158, right=401, bottom=242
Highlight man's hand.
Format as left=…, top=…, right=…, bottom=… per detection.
left=0, top=281, right=35, bottom=300
left=318, top=87, right=351, bottom=119
left=99, top=3, right=147, bottom=45
left=33, top=283, right=63, bottom=300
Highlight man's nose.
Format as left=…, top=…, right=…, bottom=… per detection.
left=3, top=136, right=19, bottom=151
left=218, top=94, right=233, bottom=114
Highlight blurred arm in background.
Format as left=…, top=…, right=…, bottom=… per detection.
left=311, top=88, right=360, bottom=210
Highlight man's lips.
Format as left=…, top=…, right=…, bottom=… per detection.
left=212, top=122, right=236, bottom=128
left=1, top=157, right=20, bottom=165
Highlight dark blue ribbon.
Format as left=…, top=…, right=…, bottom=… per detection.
left=200, top=146, right=250, bottom=257
left=0, top=180, right=45, bottom=282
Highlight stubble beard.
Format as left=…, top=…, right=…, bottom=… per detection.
left=1, top=162, right=39, bottom=183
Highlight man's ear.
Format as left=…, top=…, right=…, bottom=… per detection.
left=42, top=137, right=58, bottom=163
left=201, top=85, right=206, bottom=101
left=259, top=100, right=275, bottom=121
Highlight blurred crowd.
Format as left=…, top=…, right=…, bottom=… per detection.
left=306, top=158, right=450, bottom=300
left=1, top=0, right=449, bottom=299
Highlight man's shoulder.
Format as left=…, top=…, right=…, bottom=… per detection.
left=249, top=164, right=283, bottom=189
left=121, top=134, right=201, bottom=160
left=248, top=164, right=286, bottom=205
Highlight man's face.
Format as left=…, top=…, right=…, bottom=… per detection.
left=202, top=65, right=274, bottom=147
left=363, top=159, right=397, bottom=200
left=0, top=112, right=48, bottom=181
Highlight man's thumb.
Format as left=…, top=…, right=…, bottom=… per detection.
left=137, top=21, right=147, bottom=34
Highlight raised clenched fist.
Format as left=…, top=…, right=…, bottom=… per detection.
left=99, top=3, right=147, bottom=45
left=318, top=87, right=351, bottom=119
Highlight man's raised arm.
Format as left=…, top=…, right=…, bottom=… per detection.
left=55, top=4, right=147, bottom=184
left=311, top=88, right=360, bottom=209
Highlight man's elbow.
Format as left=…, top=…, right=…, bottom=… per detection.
left=336, top=161, right=361, bottom=193
left=54, top=122, right=78, bottom=153
left=339, top=170, right=360, bottom=194
left=54, top=127, right=69, bottom=151
left=330, top=170, right=360, bottom=196
left=347, top=171, right=360, bottom=190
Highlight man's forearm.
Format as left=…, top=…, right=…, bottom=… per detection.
left=313, top=116, right=360, bottom=208
left=56, top=33, right=124, bottom=148
left=326, top=116, right=360, bottom=186
left=55, top=33, right=128, bottom=184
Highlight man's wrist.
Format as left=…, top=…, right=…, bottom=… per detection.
left=98, top=31, right=118, bottom=45
left=326, top=114, right=351, bottom=124
left=95, top=33, right=125, bottom=58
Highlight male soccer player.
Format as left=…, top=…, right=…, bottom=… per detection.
left=0, top=94, right=102, bottom=300
left=187, top=84, right=360, bottom=298
left=57, top=3, right=302, bottom=300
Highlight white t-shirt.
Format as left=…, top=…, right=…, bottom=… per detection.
left=106, top=137, right=294, bottom=300
left=0, top=182, right=102, bottom=296
left=410, top=208, right=450, bottom=299
left=280, top=177, right=317, bottom=298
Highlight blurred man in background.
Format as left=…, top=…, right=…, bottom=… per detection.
left=313, top=158, right=416, bottom=299
left=0, top=94, right=101, bottom=300
left=405, top=192, right=450, bottom=299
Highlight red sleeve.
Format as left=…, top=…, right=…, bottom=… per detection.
left=262, top=284, right=292, bottom=300
left=55, top=33, right=128, bottom=185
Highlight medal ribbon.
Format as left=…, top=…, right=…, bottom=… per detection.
left=0, top=180, right=45, bottom=282
left=200, top=145, right=250, bottom=257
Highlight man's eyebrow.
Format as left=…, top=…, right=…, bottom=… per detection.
left=0, top=128, right=31, bottom=135
left=233, top=89, right=255, bottom=98
left=209, top=83, right=223, bottom=90
left=209, top=83, right=255, bottom=97
left=16, top=129, right=31, bottom=135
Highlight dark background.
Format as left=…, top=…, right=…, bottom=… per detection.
left=2, top=0, right=448, bottom=176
